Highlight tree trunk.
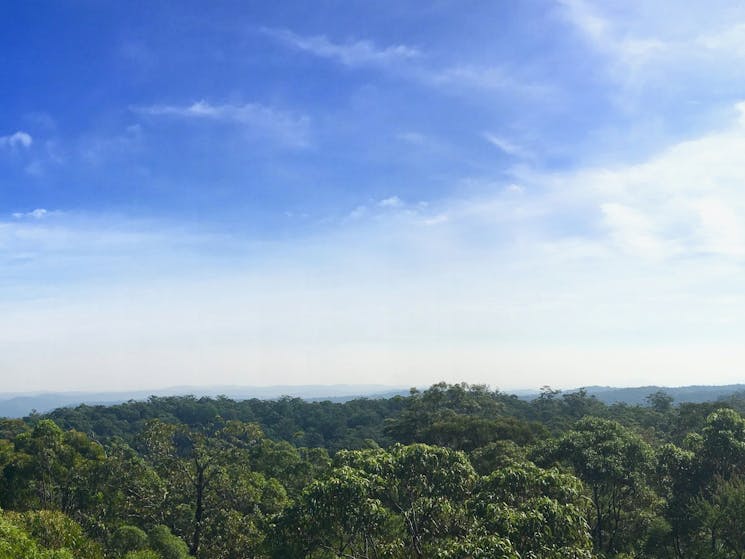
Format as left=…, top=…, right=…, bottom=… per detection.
left=191, top=463, right=206, bottom=556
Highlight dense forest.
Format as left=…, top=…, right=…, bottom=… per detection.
left=5, top=383, right=745, bottom=558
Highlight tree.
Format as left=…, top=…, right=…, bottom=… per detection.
left=384, top=383, right=506, bottom=444
left=148, top=525, right=190, bottom=559
left=533, top=416, right=657, bottom=555
left=696, top=409, right=745, bottom=480
left=88, top=441, right=167, bottom=536
left=0, top=510, right=101, bottom=559
left=140, top=419, right=288, bottom=558
left=469, top=462, right=594, bottom=558
left=382, top=444, right=477, bottom=557
left=3, top=420, right=105, bottom=518
left=110, top=525, right=149, bottom=556
left=656, top=409, right=745, bottom=558
left=646, top=391, right=674, bottom=414
left=691, top=476, right=745, bottom=559
left=273, top=465, right=395, bottom=558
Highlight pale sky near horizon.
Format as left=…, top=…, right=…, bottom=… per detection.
left=3, top=1, right=745, bottom=392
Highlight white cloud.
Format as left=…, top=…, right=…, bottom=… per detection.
left=264, top=28, right=547, bottom=99
left=600, top=202, right=671, bottom=258
left=12, top=209, right=49, bottom=220
left=557, top=0, right=745, bottom=107
left=483, top=132, right=530, bottom=158
left=0, top=131, right=33, bottom=149
left=371, top=98, right=745, bottom=264
left=697, top=23, right=745, bottom=57
left=558, top=102, right=745, bottom=259
left=11, top=103, right=745, bottom=391
left=262, top=27, right=420, bottom=67
left=691, top=198, right=745, bottom=257
left=427, top=65, right=549, bottom=97
left=134, top=100, right=310, bottom=147
left=379, top=196, right=403, bottom=208
left=347, top=205, right=367, bottom=220
left=421, top=213, right=449, bottom=226
left=559, top=0, right=667, bottom=68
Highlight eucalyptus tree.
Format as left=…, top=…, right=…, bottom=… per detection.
left=534, top=416, right=657, bottom=555
left=469, top=462, right=594, bottom=558
left=3, top=419, right=106, bottom=516
left=139, top=418, right=288, bottom=558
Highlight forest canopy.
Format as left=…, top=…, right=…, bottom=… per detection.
left=4, top=382, right=745, bottom=558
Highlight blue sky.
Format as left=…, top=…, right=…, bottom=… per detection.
left=4, top=1, right=745, bottom=392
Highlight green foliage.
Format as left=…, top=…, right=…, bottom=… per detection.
left=6, top=383, right=745, bottom=558
left=48, top=394, right=407, bottom=452
left=646, top=391, right=674, bottom=413
left=3, top=510, right=102, bottom=559
left=2, top=420, right=106, bottom=517
left=123, top=551, right=161, bottom=559
left=111, top=525, right=149, bottom=555
left=470, top=462, right=593, bottom=558
left=469, top=440, right=526, bottom=475
left=273, top=464, right=396, bottom=557
left=138, top=419, right=291, bottom=557
left=533, top=416, right=657, bottom=555
left=89, top=441, right=167, bottom=535
left=148, top=525, right=190, bottom=559
left=0, top=511, right=96, bottom=559
left=275, top=444, right=595, bottom=559
left=431, top=532, right=518, bottom=559
left=384, top=383, right=543, bottom=450
left=0, top=515, right=43, bottom=559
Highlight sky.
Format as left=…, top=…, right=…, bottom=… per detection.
left=3, top=1, right=745, bottom=393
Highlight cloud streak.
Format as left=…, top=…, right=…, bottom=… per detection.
left=262, top=27, right=420, bottom=67
left=482, top=132, right=530, bottom=158
left=11, top=209, right=50, bottom=220
left=559, top=0, right=667, bottom=69
left=424, top=65, right=550, bottom=97
left=133, top=100, right=310, bottom=147
left=262, top=27, right=548, bottom=99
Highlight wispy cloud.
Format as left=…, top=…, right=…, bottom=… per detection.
left=133, top=100, right=310, bottom=147
left=557, top=0, right=745, bottom=108
left=81, top=124, right=143, bottom=166
left=0, top=131, right=33, bottom=149
left=378, top=196, right=403, bottom=208
left=697, top=23, right=745, bottom=57
left=482, top=132, right=530, bottom=158
left=263, top=28, right=548, bottom=99
left=9, top=102, right=745, bottom=390
left=343, top=100, right=745, bottom=265
left=559, top=0, right=667, bottom=70
left=425, top=65, right=550, bottom=97
left=262, top=27, right=420, bottom=67
left=12, top=209, right=50, bottom=220
left=600, top=202, right=672, bottom=258
left=479, top=100, right=745, bottom=261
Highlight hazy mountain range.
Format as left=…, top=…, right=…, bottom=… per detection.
left=0, top=385, right=411, bottom=418
left=2, top=383, right=745, bottom=419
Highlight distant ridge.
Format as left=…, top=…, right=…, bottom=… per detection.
left=3, top=383, right=745, bottom=419
left=0, top=385, right=411, bottom=419
left=517, top=384, right=745, bottom=405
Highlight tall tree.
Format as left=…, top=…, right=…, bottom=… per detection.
left=533, top=416, right=657, bottom=555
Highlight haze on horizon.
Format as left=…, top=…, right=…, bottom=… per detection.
left=3, top=1, right=745, bottom=393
